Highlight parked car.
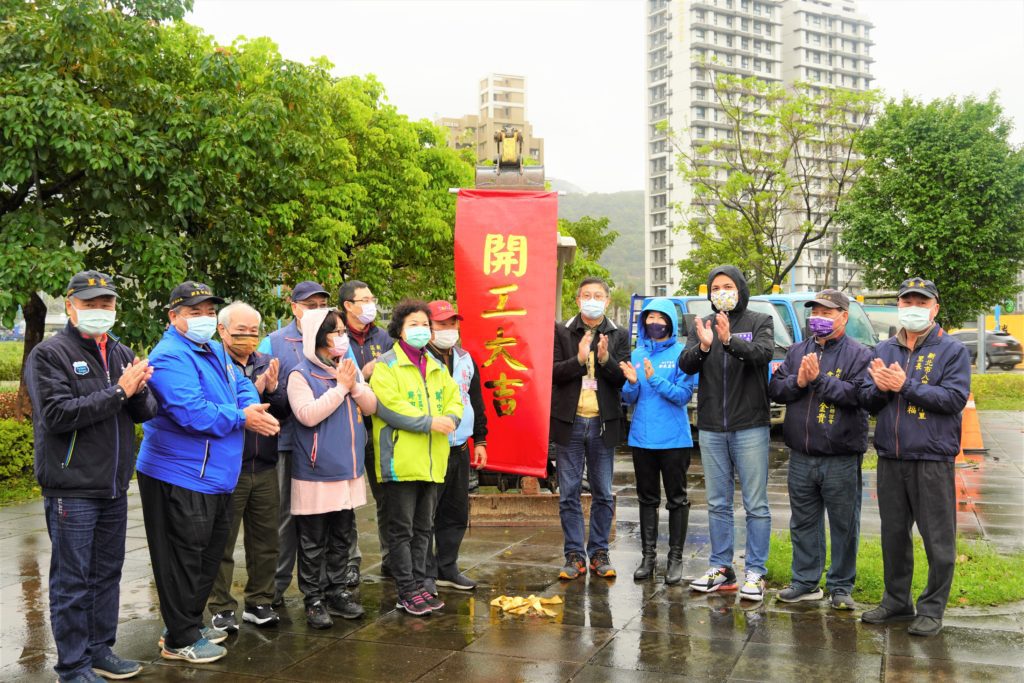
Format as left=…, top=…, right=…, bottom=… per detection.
left=862, top=304, right=900, bottom=341
left=949, top=330, right=1023, bottom=370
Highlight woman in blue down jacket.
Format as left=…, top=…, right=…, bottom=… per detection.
left=620, top=298, right=696, bottom=585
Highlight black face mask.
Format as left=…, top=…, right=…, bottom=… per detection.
left=645, top=322, right=669, bottom=340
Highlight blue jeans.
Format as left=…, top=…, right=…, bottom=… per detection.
left=44, top=495, right=127, bottom=681
left=557, top=416, right=615, bottom=558
left=787, top=451, right=862, bottom=593
left=699, top=427, right=771, bottom=575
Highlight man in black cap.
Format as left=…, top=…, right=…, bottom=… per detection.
left=859, top=278, right=971, bottom=636
left=137, top=281, right=280, bottom=663
left=769, top=289, right=873, bottom=610
left=26, top=270, right=158, bottom=681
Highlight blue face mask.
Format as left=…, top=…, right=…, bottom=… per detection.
left=580, top=298, right=606, bottom=320
left=404, top=326, right=432, bottom=349
left=183, top=315, right=218, bottom=344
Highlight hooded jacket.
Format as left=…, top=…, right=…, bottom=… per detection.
left=859, top=325, right=971, bottom=461
left=622, top=298, right=696, bottom=450
left=678, top=265, right=774, bottom=432
left=27, top=323, right=159, bottom=499
left=768, top=332, right=873, bottom=457
left=137, top=326, right=261, bottom=495
left=287, top=307, right=376, bottom=482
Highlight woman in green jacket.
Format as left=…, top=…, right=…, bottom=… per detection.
left=370, top=300, right=463, bottom=616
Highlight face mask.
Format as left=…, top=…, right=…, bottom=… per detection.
left=327, top=333, right=351, bottom=358
left=404, top=326, right=432, bottom=349
left=356, top=302, right=377, bottom=325
left=183, top=316, right=217, bottom=344
left=645, top=322, right=669, bottom=340
left=433, top=329, right=460, bottom=350
left=74, top=306, right=116, bottom=336
left=710, top=289, right=739, bottom=312
left=225, top=333, right=260, bottom=356
left=580, top=298, right=606, bottom=319
left=898, top=305, right=933, bottom=333
left=807, top=316, right=835, bottom=338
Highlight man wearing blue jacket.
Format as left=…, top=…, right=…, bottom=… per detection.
left=859, top=278, right=970, bottom=637
left=620, top=298, right=696, bottom=585
left=768, top=290, right=872, bottom=610
left=137, top=282, right=280, bottom=664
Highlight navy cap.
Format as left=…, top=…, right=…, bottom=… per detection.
left=898, top=277, right=939, bottom=301
left=804, top=289, right=850, bottom=311
left=167, top=281, right=224, bottom=309
left=291, top=280, right=329, bottom=302
left=66, top=270, right=118, bottom=300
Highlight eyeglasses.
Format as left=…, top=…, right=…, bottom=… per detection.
left=351, top=297, right=378, bottom=305
left=579, top=294, right=608, bottom=301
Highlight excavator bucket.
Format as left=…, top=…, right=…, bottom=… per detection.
left=474, top=164, right=546, bottom=190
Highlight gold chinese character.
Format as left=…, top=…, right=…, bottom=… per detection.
left=485, top=373, right=524, bottom=417
left=482, top=327, right=528, bottom=371
left=482, top=284, right=526, bottom=318
left=483, top=234, right=528, bottom=277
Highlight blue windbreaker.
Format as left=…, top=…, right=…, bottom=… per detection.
left=622, top=298, right=696, bottom=449
left=137, top=326, right=260, bottom=494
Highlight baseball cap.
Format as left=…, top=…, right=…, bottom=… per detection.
left=291, top=280, right=330, bottom=302
left=428, top=300, right=463, bottom=321
left=66, top=270, right=118, bottom=300
left=898, top=278, right=939, bottom=301
left=167, top=281, right=225, bottom=309
left=804, top=289, right=850, bottom=311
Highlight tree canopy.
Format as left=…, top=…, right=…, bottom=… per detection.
left=558, top=216, right=619, bottom=319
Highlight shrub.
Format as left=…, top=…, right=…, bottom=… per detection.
left=0, top=419, right=34, bottom=479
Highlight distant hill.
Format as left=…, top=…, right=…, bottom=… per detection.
left=548, top=177, right=587, bottom=194
left=558, top=190, right=645, bottom=295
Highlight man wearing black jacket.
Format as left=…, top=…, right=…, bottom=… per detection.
left=768, top=290, right=872, bottom=610
left=680, top=265, right=774, bottom=601
left=207, top=302, right=291, bottom=632
left=26, top=270, right=159, bottom=682
left=552, top=277, right=629, bottom=581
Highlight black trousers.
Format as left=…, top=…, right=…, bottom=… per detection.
left=631, top=447, right=691, bottom=509
left=427, top=444, right=470, bottom=580
left=365, top=439, right=391, bottom=569
left=294, top=510, right=353, bottom=606
left=138, top=472, right=232, bottom=649
left=385, top=480, right=440, bottom=596
left=877, top=457, right=957, bottom=618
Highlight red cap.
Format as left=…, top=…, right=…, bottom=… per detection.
left=428, top=300, right=463, bottom=321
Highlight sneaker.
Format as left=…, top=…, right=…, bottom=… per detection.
left=436, top=571, right=477, bottom=591
left=325, top=592, right=365, bottom=620
left=422, top=577, right=438, bottom=596
left=396, top=591, right=432, bottom=617
left=589, top=550, right=617, bottom=578
left=211, top=610, right=239, bottom=633
left=157, top=626, right=227, bottom=649
left=305, top=600, right=334, bottom=629
left=689, top=566, right=738, bottom=593
left=830, top=590, right=855, bottom=611
left=342, top=565, right=361, bottom=588
left=739, top=572, right=766, bottom=602
left=242, top=604, right=280, bottom=627
left=777, top=585, right=824, bottom=603
left=91, top=652, right=142, bottom=680
left=419, top=589, right=445, bottom=611
left=861, top=605, right=916, bottom=624
left=160, top=637, right=226, bottom=664
left=559, top=552, right=587, bottom=580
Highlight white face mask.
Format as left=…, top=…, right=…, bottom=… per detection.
left=710, top=289, right=739, bottom=312
left=898, top=305, right=934, bottom=333
left=356, top=302, right=377, bottom=325
left=432, top=329, right=460, bottom=350
left=328, top=333, right=351, bottom=358
left=74, top=306, right=116, bottom=336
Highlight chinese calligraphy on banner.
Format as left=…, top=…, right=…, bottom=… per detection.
left=454, top=189, right=558, bottom=477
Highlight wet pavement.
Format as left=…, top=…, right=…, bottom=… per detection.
left=1, top=412, right=1022, bottom=682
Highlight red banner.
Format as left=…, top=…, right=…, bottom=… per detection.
left=454, top=189, right=558, bottom=477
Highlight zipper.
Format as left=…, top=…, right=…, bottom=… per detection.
left=310, top=431, right=318, bottom=470
left=893, top=348, right=914, bottom=459
left=721, top=346, right=728, bottom=431
left=101, top=342, right=120, bottom=498
left=423, top=372, right=433, bottom=476
left=347, top=399, right=357, bottom=475
left=199, top=440, right=211, bottom=478
left=62, top=430, right=78, bottom=469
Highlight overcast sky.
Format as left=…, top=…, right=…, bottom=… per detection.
left=187, top=0, right=1024, bottom=194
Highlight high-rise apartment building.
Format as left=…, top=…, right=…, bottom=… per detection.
left=644, top=0, right=874, bottom=296
left=437, top=73, right=545, bottom=165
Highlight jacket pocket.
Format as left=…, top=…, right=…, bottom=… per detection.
left=199, top=440, right=211, bottom=478
left=61, top=430, right=79, bottom=469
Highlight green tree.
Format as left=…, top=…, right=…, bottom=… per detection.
left=669, top=69, right=880, bottom=295
left=558, top=216, right=619, bottom=319
left=837, top=95, right=1024, bottom=329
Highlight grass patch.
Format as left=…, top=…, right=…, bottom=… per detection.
left=972, top=374, right=1024, bottom=411
left=862, top=452, right=878, bottom=471
left=0, top=474, right=41, bottom=506
left=766, top=531, right=1024, bottom=607
left=0, top=342, right=23, bottom=365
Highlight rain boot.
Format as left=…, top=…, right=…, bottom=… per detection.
left=633, top=505, right=658, bottom=581
left=665, top=504, right=689, bottom=585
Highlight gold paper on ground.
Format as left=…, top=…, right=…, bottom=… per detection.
left=489, top=594, right=563, bottom=617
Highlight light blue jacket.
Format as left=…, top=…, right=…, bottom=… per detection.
left=622, top=298, right=696, bottom=450
left=137, top=327, right=260, bottom=494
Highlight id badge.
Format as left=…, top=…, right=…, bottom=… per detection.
left=582, top=377, right=598, bottom=391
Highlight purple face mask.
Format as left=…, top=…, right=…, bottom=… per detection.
left=807, top=315, right=835, bottom=338
left=645, top=322, right=669, bottom=340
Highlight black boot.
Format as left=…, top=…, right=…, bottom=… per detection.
left=633, top=505, right=658, bottom=581
left=665, top=505, right=689, bottom=585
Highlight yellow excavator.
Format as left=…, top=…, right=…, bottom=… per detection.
left=473, top=126, right=545, bottom=190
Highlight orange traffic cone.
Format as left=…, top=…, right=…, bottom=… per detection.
left=958, top=392, right=986, bottom=457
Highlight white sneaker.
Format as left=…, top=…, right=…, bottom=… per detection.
left=739, top=572, right=766, bottom=601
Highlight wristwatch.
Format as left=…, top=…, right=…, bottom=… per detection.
left=723, top=334, right=732, bottom=347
